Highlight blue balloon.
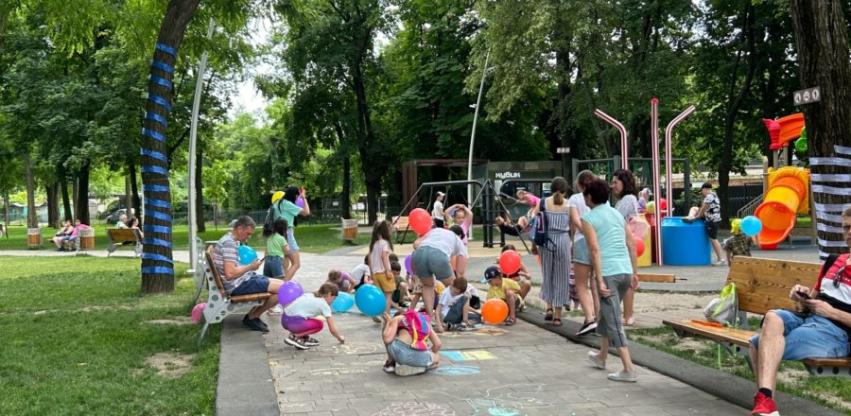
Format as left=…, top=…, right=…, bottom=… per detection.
left=741, top=215, right=763, bottom=237
left=237, top=245, right=257, bottom=265
left=331, top=292, right=355, bottom=313
left=354, top=284, right=386, bottom=317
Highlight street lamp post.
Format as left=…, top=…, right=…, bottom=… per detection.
left=467, top=50, right=490, bottom=241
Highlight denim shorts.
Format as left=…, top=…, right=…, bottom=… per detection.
left=231, top=274, right=270, bottom=296
left=287, top=228, right=300, bottom=253
left=387, top=339, right=433, bottom=367
left=750, top=309, right=850, bottom=360
left=263, top=255, right=284, bottom=278
left=412, top=246, right=454, bottom=282
left=443, top=299, right=467, bottom=324
left=573, top=238, right=591, bottom=265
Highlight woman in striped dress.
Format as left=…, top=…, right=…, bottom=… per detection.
left=535, top=177, right=572, bottom=326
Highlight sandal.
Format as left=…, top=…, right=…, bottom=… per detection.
left=544, top=308, right=554, bottom=321
left=551, top=318, right=563, bottom=327
left=504, top=317, right=516, bottom=326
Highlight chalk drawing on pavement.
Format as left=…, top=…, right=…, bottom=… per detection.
left=440, top=350, right=496, bottom=362
left=434, top=365, right=481, bottom=376
left=465, top=383, right=552, bottom=416
left=372, top=401, right=456, bottom=416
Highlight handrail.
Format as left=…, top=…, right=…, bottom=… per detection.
left=736, top=193, right=765, bottom=218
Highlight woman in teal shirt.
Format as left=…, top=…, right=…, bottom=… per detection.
left=581, top=178, right=639, bottom=383
left=272, top=186, right=311, bottom=280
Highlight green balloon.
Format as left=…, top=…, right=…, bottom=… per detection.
left=800, top=126, right=807, bottom=142
left=795, top=136, right=808, bottom=154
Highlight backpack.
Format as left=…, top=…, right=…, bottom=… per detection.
left=531, top=198, right=552, bottom=250
left=402, top=310, right=431, bottom=351
left=264, top=200, right=284, bottom=228
left=704, top=282, right=738, bottom=326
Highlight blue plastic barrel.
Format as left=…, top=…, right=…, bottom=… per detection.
left=661, top=217, right=711, bottom=266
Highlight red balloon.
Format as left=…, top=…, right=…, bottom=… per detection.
left=409, top=208, right=432, bottom=236
left=659, top=198, right=668, bottom=211
left=634, top=237, right=645, bottom=257
left=499, top=250, right=522, bottom=275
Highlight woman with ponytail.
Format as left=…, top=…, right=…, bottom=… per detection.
left=534, top=176, right=572, bottom=326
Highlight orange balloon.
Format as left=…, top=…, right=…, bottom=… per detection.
left=499, top=250, right=522, bottom=275
left=409, top=208, right=432, bottom=235
left=634, top=237, right=645, bottom=257
left=482, top=299, right=509, bottom=324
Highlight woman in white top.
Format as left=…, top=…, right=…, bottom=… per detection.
left=412, top=225, right=468, bottom=332
left=611, top=169, right=639, bottom=326
left=569, top=170, right=599, bottom=336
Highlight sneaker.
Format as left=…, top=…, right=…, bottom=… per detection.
left=713, top=259, right=727, bottom=266
left=383, top=360, right=396, bottom=373
left=751, top=392, right=780, bottom=416
left=576, top=321, right=598, bottom=336
left=243, top=315, right=269, bottom=333
left=301, top=336, right=320, bottom=347
left=254, top=318, right=269, bottom=331
left=270, top=304, right=283, bottom=314
left=284, top=334, right=309, bottom=350
left=586, top=351, right=606, bottom=370
left=607, top=370, right=638, bottom=382
left=395, top=364, right=427, bottom=377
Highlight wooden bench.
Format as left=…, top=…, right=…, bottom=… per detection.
left=106, top=228, right=143, bottom=257
left=392, top=215, right=411, bottom=244
left=663, top=257, right=851, bottom=377
left=197, top=247, right=272, bottom=343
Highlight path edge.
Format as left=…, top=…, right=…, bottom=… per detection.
left=215, top=315, right=279, bottom=416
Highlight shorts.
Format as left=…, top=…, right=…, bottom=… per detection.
left=572, top=238, right=591, bottom=265
left=443, top=299, right=467, bottom=324
left=281, top=315, right=323, bottom=336
left=387, top=339, right=433, bottom=368
left=704, top=221, right=720, bottom=240
left=373, top=272, right=397, bottom=293
left=412, top=246, right=454, bottom=282
left=750, top=309, right=850, bottom=360
left=286, top=228, right=300, bottom=253
left=263, top=255, right=284, bottom=278
left=231, top=274, right=270, bottom=296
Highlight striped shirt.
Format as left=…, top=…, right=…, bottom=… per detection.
left=213, top=232, right=248, bottom=293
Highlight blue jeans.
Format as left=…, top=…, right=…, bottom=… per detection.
left=231, top=274, right=270, bottom=296
left=387, top=339, right=433, bottom=367
left=750, top=309, right=850, bottom=360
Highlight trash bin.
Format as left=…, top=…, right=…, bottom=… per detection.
left=80, top=227, right=96, bottom=250
left=341, top=219, right=359, bottom=241
left=661, top=217, right=711, bottom=266
left=27, top=227, right=41, bottom=249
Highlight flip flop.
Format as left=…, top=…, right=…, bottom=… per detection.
left=552, top=319, right=563, bottom=327
left=544, top=308, right=554, bottom=321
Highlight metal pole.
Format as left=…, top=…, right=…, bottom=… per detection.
left=187, top=18, right=215, bottom=274
left=650, top=98, right=662, bottom=265
left=664, top=105, right=696, bottom=217
left=593, top=109, right=629, bottom=170
left=467, top=50, right=490, bottom=242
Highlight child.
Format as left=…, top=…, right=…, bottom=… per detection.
left=484, top=266, right=520, bottom=325
left=352, top=255, right=372, bottom=290
left=390, top=261, right=411, bottom=309
left=368, top=220, right=395, bottom=322
left=325, top=270, right=355, bottom=293
left=281, top=283, right=345, bottom=350
left=499, top=245, right=532, bottom=301
left=723, top=219, right=752, bottom=264
left=412, top=225, right=468, bottom=332
left=383, top=309, right=442, bottom=376
left=436, top=277, right=480, bottom=331
left=447, top=204, right=473, bottom=245
left=263, top=218, right=289, bottom=280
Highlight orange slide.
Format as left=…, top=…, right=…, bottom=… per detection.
left=754, top=167, right=810, bottom=249
left=763, top=113, right=805, bottom=150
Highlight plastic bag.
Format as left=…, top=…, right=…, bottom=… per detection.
left=703, top=283, right=738, bottom=326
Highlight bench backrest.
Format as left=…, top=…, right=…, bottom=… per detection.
left=727, top=257, right=821, bottom=315
left=107, top=228, right=141, bottom=241
left=392, top=216, right=410, bottom=229
left=205, top=246, right=227, bottom=295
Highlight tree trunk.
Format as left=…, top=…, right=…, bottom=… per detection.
left=60, top=176, right=72, bottom=221
left=790, top=0, right=851, bottom=257
left=140, top=0, right=201, bottom=294
left=341, top=152, right=351, bottom=219
left=72, top=178, right=78, bottom=221
left=195, top=144, right=205, bottom=233
left=125, top=171, right=133, bottom=218
left=128, top=161, right=141, bottom=219
left=3, top=191, right=9, bottom=238
left=352, top=63, right=380, bottom=224
left=46, top=184, right=58, bottom=228
left=76, top=162, right=91, bottom=225
left=25, top=153, right=37, bottom=228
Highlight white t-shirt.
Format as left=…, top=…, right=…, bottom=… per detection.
left=351, top=263, right=370, bottom=284
left=438, top=286, right=478, bottom=318
left=568, top=193, right=590, bottom=241
left=419, top=228, right=468, bottom=258
left=432, top=200, right=444, bottom=219
left=284, top=293, right=332, bottom=318
left=369, top=239, right=391, bottom=274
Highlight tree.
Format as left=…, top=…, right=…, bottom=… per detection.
left=789, top=0, right=851, bottom=255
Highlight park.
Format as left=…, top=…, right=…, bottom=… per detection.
left=1, top=1, right=851, bottom=415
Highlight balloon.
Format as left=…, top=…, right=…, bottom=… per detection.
left=331, top=292, right=355, bottom=313
left=741, top=215, right=763, bottom=237
left=237, top=245, right=257, bottom=265
left=278, top=280, right=304, bottom=307
left=355, top=284, right=386, bottom=317
left=482, top=299, right=509, bottom=325
left=646, top=201, right=656, bottom=215
left=499, top=250, right=522, bottom=275
left=795, top=136, right=808, bottom=154
left=295, top=196, right=305, bottom=208
left=404, top=255, right=414, bottom=276
left=659, top=198, right=668, bottom=212
left=409, top=208, right=432, bottom=235
left=191, top=302, right=206, bottom=324
left=634, top=237, right=645, bottom=257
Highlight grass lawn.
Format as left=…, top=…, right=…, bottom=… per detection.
left=0, top=223, right=369, bottom=254
left=629, top=326, right=851, bottom=414
left=0, top=257, right=219, bottom=415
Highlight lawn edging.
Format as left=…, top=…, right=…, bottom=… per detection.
left=215, top=315, right=279, bottom=416
left=517, top=308, right=843, bottom=416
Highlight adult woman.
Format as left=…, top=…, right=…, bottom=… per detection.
left=52, top=220, right=74, bottom=250
left=611, top=169, right=638, bottom=325
left=534, top=177, right=572, bottom=326
left=582, top=178, right=639, bottom=382
left=569, top=170, right=599, bottom=335
left=274, top=186, right=311, bottom=280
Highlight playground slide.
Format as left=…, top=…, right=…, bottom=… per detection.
left=763, top=113, right=805, bottom=150
left=754, top=166, right=810, bottom=249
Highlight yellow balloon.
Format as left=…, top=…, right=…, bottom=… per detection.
left=646, top=201, right=656, bottom=215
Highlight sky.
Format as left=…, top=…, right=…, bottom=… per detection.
left=228, top=16, right=273, bottom=121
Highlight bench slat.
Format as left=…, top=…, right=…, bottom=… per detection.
left=662, top=319, right=754, bottom=348
left=727, top=257, right=820, bottom=315
left=638, top=273, right=676, bottom=283
left=802, top=357, right=851, bottom=367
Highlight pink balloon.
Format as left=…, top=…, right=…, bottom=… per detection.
left=296, top=196, right=305, bottom=208
left=191, top=303, right=206, bottom=324
left=278, top=280, right=304, bottom=307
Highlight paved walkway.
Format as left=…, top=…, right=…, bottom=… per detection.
left=261, top=253, right=746, bottom=416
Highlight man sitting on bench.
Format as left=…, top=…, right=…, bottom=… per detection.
left=749, top=206, right=851, bottom=416
left=212, top=216, right=283, bottom=333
